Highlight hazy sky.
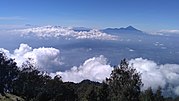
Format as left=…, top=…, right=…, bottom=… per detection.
left=0, top=0, right=179, bottom=31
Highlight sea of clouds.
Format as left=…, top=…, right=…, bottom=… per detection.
left=1, top=43, right=179, bottom=96
left=13, top=26, right=118, bottom=40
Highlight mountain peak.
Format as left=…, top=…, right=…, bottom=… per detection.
left=126, top=26, right=136, bottom=30
left=121, top=26, right=139, bottom=31
left=102, top=26, right=144, bottom=34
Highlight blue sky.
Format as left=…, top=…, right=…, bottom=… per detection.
left=0, top=0, right=179, bottom=31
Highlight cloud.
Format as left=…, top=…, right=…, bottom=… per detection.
left=159, top=30, right=179, bottom=34
left=51, top=56, right=179, bottom=96
left=0, top=48, right=11, bottom=56
left=154, top=29, right=179, bottom=35
left=0, top=24, right=33, bottom=30
left=0, top=43, right=62, bottom=72
left=129, top=58, right=179, bottom=96
left=1, top=45, right=179, bottom=96
left=0, top=16, right=25, bottom=20
left=14, top=26, right=118, bottom=40
left=51, top=55, right=113, bottom=83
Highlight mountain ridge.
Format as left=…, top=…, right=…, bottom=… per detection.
left=102, top=26, right=144, bottom=34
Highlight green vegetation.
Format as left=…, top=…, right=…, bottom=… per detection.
left=0, top=93, right=24, bottom=101
left=0, top=52, right=179, bottom=101
left=106, top=59, right=142, bottom=101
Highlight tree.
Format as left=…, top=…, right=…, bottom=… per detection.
left=139, top=87, right=164, bottom=101
left=155, top=87, right=164, bottom=101
left=0, top=52, right=19, bottom=95
left=107, top=59, right=142, bottom=101
left=12, top=60, right=51, bottom=100
left=86, top=86, right=98, bottom=101
left=35, top=75, right=77, bottom=101
left=140, top=87, right=154, bottom=101
left=75, top=80, right=101, bottom=101
left=98, top=82, right=110, bottom=101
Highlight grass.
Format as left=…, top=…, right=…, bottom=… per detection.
left=0, top=93, right=24, bottom=101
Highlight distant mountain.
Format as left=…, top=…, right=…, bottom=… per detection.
left=72, top=27, right=91, bottom=32
left=102, top=26, right=145, bottom=34
left=25, top=24, right=33, bottom=27
left=120, top=26, right=141, bottom=31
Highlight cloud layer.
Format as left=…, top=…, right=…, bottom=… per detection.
left=129, top=58, right=179, bottom=95
left=51, top=55, right=112, bottom=83
left=0, top=43, right=62, bottom=72
left=158, top=30, right=179, bottom=34
left=153, top=29, right=179, bottom=36
left=0, top=16, right=25, bottom=20
left=52, top=55, right=179, bottom=96
left=14, top=26, right=118, bottom=40
left=1, top=44, right=179, bottom=96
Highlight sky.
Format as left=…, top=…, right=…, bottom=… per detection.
left=0, top=0, right=179, bottom=31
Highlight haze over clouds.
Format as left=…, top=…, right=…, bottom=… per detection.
left=14, top=26, right=118, bottom=40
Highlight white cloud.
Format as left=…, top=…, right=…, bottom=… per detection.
left=52, top=56, right=179, bottom=96
left=0, top=24, right=33, bottom=30
left=153, top=29, right=179, bottom=35
left=0, top=16, right=25, bottom=20
left=1, top=45, right=179, bottom=96
left=129, top=58, right=179, bottom=96
left=129, top=58, right=166, bottom=90
left=14, top=26, right=118, bottom=40
left=51, top=55, right=113, bottom=83
left=159, top=30, right=179, bottom=34
left=0, top=48, right=11, bottom=57
left=0, top=43, right=62, bottom=72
